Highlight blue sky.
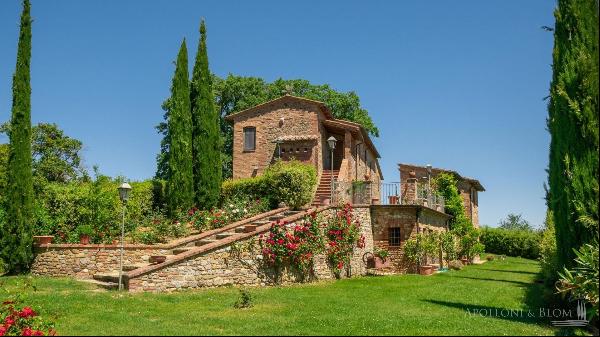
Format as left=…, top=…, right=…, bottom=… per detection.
left=0, top=1, right=555, bottom=228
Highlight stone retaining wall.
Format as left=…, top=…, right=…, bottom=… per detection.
left=128, top=206, right=373, bottom=292
left=31, top=245, right=170, bottom=278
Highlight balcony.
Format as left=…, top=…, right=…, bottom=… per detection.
left=331, top=180, right=445, bottom=213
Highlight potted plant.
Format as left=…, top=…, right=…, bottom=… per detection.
left=33, top=235, right=54, bottom=245
left=77, top=225, right=94, bottom=245
left=419, top=265, right=434, bottom=275
left=374, top=247, right=390, bottom=269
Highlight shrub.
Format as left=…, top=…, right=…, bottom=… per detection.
left=374, top=247, right=389, bottom=261
left=263, top=160, right=317, bottom=210
left=222, top=160, right=317, bottom=210
left=221, top=177, right=270, bottom=207
left=325, top=204, right=362, bottom=276
left=479, top=227, right=541, bottom=259
left=440, top=231, right=458, bottom=266
left=259, top=211, right=324, bottom=278
left=34, top=176, right=158, bottom=244
left=459, top=229, right=485, bottom=261
left=233, top=289, right=253, bottom=309
left=556, top=243, right=599, bottom=321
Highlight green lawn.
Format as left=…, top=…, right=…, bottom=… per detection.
left=0, top=257, right=582, bottom=335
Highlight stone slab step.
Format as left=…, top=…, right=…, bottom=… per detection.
left=123, top=264, right=146, bottom=272
left=253, top=220, right=271, bottom=225
left=268, top=215, right=285, bottom=221
left=172, top=247, right=192, bottom=255
left=283, top=211, right=301, bottom=216
left=235, top=224, right=258, bottom=233
left=195, top=239, right=217, bottom=247
left=215, top=232, right=235, bottom=240
left=93, top=273, right=120, bottom=283
left=79, top=279, right=119, bottom=290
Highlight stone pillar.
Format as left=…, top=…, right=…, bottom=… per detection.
left=402, top=171, right=418, bottom=204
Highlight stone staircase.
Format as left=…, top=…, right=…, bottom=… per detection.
left=91, top=207, right=320, bottom=290
left=312, top=170, right=339, bottom=206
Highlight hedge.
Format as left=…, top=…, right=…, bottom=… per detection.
left=479, top=227, right=541, bottom=259
left=221, top=160, right=317, bottom=210
left=34, top=177, right=160, bottom=243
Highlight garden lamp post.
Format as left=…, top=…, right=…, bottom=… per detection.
left=426, top=164, right=432, bottom=202
left=327, top=136, right=337, bottom=203
left=117, top=182, right=132, bottom=291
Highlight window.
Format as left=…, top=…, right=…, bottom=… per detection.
left=388, top=227, right=401, bottom=246
left=243, top=127, right=256, bottom=151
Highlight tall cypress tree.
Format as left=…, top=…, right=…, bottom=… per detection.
left=166, top=40, right=194, bottom=214
left=547, top=0, right=599, bottom=269
left=190, top=20, right=221, bottom=209
left=1, top=0, right=34, bottom=273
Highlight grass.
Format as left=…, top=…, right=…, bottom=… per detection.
left=0, top=257, right=585, bottom=335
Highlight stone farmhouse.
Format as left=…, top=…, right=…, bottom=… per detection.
left=224, top=95, right=383, bottom=206
left=31, top=95, right=484, bottom=291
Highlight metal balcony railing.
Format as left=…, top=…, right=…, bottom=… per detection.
left=329, top=180, right=446, bottom=213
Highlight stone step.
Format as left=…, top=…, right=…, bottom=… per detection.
left=79, top=279, right=119, bottom=290
left=123, top=264, right=146, bottom=272
left=268, top=215, right=285, bottom=221
left=195, top=239, right=217, bottom=247
left=93, top=272, right=120, bottom=283
left=253, top=220, right=271, bottom=225
left=283, top=210, right=301, bottom=216
left=215, top=232, right=235, bottom=240
left=235, top=224, right=258, bottom=233
left=172, top=247, right=192, bottom=255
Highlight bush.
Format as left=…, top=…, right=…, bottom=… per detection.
left=263, top=160, right=317, bottom=210
left=221, top=177, right=270, bottom=206
left=233, top=289, right=253, bottom=309
left=480, top=227, right=541, bottom=259
left=556, top=243, right=599, bottom=321
left=222, top=160, right=317, bottom=210
left=35, top=176, right=159, bottom=244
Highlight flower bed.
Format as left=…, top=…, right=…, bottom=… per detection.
left=0, top=298, right=55, bottom=337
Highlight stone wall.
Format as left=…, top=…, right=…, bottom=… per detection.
left=230, top=98, right=324, bottom=179
left=398, top=164, right=481, bottom=227
left=127, top=206, right=373, bottom=292
left=31, top=245, right=170, bottom=278
left=370, top=205, right=449, bottom=272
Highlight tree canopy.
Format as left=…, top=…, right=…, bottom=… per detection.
left=498, top=213, right=533, bottom=231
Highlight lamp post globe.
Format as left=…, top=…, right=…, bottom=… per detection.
left=118, top=182, right=132, bottom=203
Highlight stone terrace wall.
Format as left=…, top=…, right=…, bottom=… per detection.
left=370, top=205, right=449, bottom=272
left=31, top=245, right=171, bottom=279
left=128, top=206, right=373, bottom=292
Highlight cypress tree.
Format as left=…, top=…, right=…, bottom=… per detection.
left=1, top=0, right=34, bottom=273
left=547, top=0, right=599, bottom=269
left=190, top=20, right=221, bottom=209
left=166, top=40, right=194, bottom=214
